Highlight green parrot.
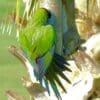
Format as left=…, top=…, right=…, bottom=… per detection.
left=19, top=8, right=71, bottom=99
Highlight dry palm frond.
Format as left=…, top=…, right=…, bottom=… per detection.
left=23, top=0, right=39, bottom=20
left=72, top=50, right=97, bottom=74
left=75, top=0, right=100, bottom=39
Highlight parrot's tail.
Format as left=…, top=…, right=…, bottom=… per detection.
left=44, top=53, right=72, bottom=100
left=33, top=53, right=72, bottom=100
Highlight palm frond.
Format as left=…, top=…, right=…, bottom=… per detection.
left=23, top=0, right=39, bottom=20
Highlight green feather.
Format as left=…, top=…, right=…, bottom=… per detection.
left=19, top=8, right=56, bottom=60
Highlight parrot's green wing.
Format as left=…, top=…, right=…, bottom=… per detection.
left=19, top=24, right=56, bottom=60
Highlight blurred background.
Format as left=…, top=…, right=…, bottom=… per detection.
left=0, top=0, right=29, bottom=99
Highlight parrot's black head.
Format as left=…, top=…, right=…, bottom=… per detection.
left=46, top=10, right=51, bottom=19
left=41, top=8, right=51, bottom=19
left=32, top=8, right=52, bottom=25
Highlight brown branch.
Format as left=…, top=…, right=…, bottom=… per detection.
left=5, top=90, right=25, bottom=100
left=8, top=45, right=35, bottom=82
left=8, top=45, right=27, bottom=68
left=8, top=45, right=48, bottom=100
left=22, top=77, right=46, bottom=99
